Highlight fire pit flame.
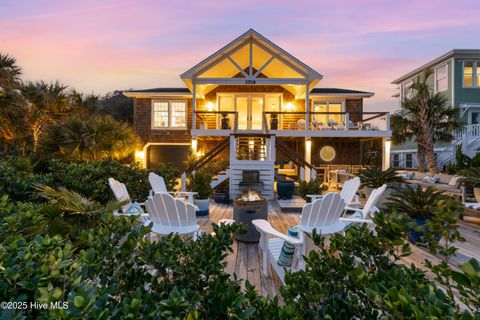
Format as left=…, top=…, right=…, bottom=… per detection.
left=240, top=189, right=263, bottom=202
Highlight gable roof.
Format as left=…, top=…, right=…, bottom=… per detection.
left=180, top=29, right=323, bottom=98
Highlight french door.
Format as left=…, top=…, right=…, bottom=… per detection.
left=236, top=95, right=264, bottom=130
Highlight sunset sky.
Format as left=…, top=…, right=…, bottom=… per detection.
left=1, top=0, right=479, bottom=112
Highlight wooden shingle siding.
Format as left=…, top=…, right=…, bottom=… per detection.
left=345, top=99, right=363, bottom=122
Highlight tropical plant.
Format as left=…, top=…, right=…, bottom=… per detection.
left=392, top=69, right=461, bottom=173
left=99, top=90, right=133, bottom=123
left=68, top=89, right=100, bottom=117
left=459, top=167, right=480, bottom=188
left=357, top=167, right=403, bottom=188
left=0, top=53, right=22, bottom=89
left=187, top=170, right=213, bottom=199
left=0, top=53, right=29, bottom=152
left=38, top=115, right=139, bottom=161
left=297, top=178, right=327, bottom=202
left=385, top=185, right=445, bottom=219
left=21, top=80, right=70, bottom=153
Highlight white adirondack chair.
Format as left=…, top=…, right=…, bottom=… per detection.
left=253, top=192, right=347, bottom=283
left=108, top=177, right=146, bottom=215
left=342, top=184, right=387, bottom=225
left=148, top=172, right=197, bottom=204
left=307, top=176, right=361, bottom=208
left=145, top=192, right=199, bottom=237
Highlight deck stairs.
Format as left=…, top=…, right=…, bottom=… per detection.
left=437, top=124, right=480, bottom=167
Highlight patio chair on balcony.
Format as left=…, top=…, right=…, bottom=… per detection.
left=148, top=172, right=197, bottom=204
left=297, top=119, right=306, bottom=129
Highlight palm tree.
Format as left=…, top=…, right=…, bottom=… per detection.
left=0, top=53, right=29, bottom=153
left=0, top=53, right=22, bottom=90
left=69, top=89, right=100, bottom=117
left=392, top=69, right=461, bottom=173
left=21, top=80, right=69, bottom=153
left=38, top=115, right=140, bottom=161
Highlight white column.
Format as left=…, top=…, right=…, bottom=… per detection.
left=345, top=112, right=349, bottom=131
left=305, top=137, right=312, bottom=181
left=305, top=82, right=310, bottom=131
left=383, top=138, right=391, bottom=170
left=192, top=79, right=197, bottom=130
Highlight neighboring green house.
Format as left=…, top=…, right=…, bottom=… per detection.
left=391, top=49, right=480, bottom=169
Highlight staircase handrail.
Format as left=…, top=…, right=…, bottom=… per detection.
left=276, top=139, right=315, bottom=171
left=439, top=124, right=480, bottom=166
left=184, top=137, right=230, bottom=175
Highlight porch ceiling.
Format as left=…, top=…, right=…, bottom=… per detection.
left=180, top=29, right=322, bottom=99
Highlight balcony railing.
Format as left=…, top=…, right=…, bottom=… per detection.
left=264, top=111, right=391, bottom=131
left=195, top=111, right=238, bottom=131
left=193, top=111, right=390, bottom=132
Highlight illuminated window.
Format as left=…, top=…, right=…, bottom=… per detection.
left=152, top=101, right=187, bottom=128
left=463, top=61, right=480, bottom=88
left=170, top=102, right=187, bottom=128
left=435, top=64, right=448, bottom=92
left=464, top=62, right=474, bottom=87
left=312, top=101, right=343, bottom=124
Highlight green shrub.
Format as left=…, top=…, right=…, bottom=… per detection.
left=152, top=162, right=179, bottom=191
left=0, top=195, right=253, bottom=319
left=187, top=170, right=213, bottom=199
left=0, top=161, right=51, bottom=202
left=297, top=178, right=327, bottom=202
left=47, top=159, right=151, bottom=203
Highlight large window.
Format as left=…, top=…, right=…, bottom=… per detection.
left=152, top=101, right=187, bottom=129
left=312, top=101, right=343, bottom=124
left=435, top=64, right=448, bottom=92
left=463, top=61, right=480, bottom=88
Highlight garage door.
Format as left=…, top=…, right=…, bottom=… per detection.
left=147, top=144, right=190, bottom=171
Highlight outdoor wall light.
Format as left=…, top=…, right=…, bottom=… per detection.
left=207, top=101, right=215, bottom=112
left=285, top=102, right=294, bottom=111
left=134, top=150, right=145, bottom=167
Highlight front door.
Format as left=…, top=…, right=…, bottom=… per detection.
left=236, top=95, right=264, bottom=130
left=471, top=111, right=480, bottom=125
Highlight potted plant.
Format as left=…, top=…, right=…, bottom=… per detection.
left=213, top=183, right=230, bottom=204
left=297, top=178, right=328, bottom=202
left=187, top=170, right=213, bottom=216
left=221, top=113, right=230, bottom=130
left=459, top=167, right=480, bottom=202
left=270, top=113, right=279, bottom=130
left=385, top=185, right=445, bottom=244
left=357, top=167, right=404, bottom=208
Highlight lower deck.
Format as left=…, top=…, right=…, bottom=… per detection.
left=198, top=201, right=480, bottom=298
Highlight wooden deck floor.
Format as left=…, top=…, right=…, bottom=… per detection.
left=197, top=201, right=480, bottom=298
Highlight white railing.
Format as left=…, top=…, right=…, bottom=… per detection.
left=438, top=124, right=480, bottom=167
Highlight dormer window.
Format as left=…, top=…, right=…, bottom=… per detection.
left=434, top=64, right=448, bottom=92
left=463, top=61, right=480, bottom=88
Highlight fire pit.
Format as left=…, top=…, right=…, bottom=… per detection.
left=233, top=189, right=268, bottom=243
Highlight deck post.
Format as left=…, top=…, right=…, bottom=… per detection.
left=345, top=112, right=349, bottom=131
left=305, top=81, right=310, bottom=131
left=192, top=79, right=197, bottom=130
left=382, top=138, right=391, bottom=170
left=305, top=137, right=311, bottom=182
